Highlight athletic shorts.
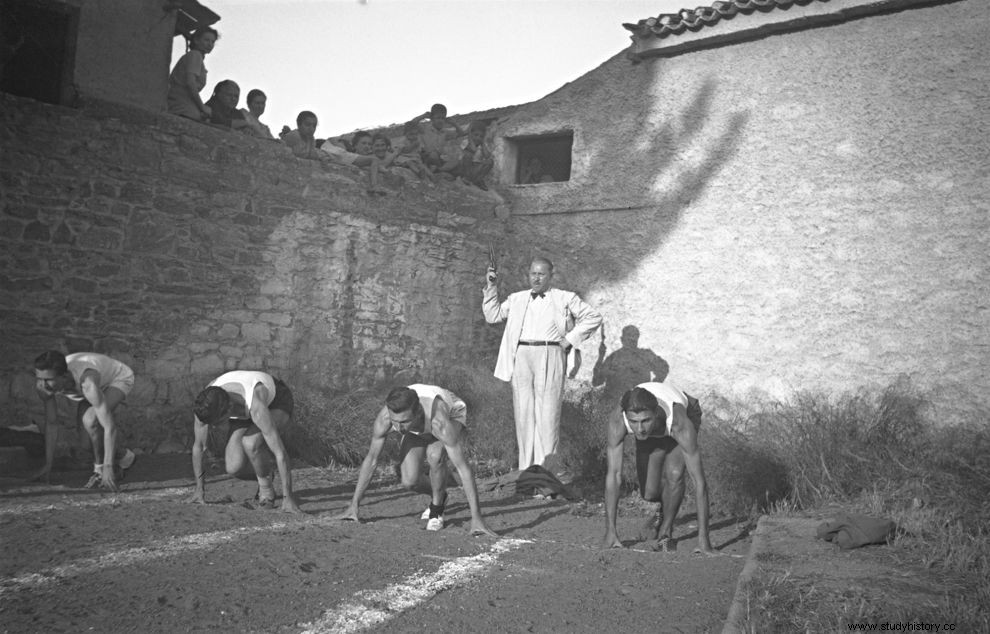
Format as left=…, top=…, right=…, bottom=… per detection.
left=399, top=431, right=440, bottom=449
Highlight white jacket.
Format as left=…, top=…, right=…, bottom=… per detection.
left=482, top=285, right=602, bottom=382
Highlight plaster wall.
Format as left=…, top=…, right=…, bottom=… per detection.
left=490, top=0, right=989, bottom=420
left=0, top=94, right=504, bottom=449
left=67, top=0, right=175, bottom=110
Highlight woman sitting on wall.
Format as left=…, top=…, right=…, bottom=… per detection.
left=167, top=26, right=218, bottom=122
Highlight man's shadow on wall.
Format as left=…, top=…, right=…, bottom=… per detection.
left=592, top=324, right=670, bottom=401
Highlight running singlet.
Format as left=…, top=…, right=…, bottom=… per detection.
left=622, top=381, right=688, bottom=438
left=61, top=353, right=134, bottom=402
left=209, top=371, right=276, bottom=413
left=393, top=384, right=467, bottom=436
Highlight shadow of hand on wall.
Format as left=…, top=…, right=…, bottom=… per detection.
left=537, top=77, right=751, bottom=288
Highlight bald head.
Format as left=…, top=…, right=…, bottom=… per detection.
left=529, top=257, right=554, bottom=294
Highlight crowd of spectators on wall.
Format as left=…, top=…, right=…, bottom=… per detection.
left=166, top=27, right=497, bottom=193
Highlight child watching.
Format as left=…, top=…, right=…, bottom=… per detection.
left=408, top=104, right=465, bottom=175
left=392, top=122, right=434, bottom=182
left=321, top=131, right=387, bottom=195
left=457, top=120, right=494, bottom=191
left=283, top=111, right=323, bottom=159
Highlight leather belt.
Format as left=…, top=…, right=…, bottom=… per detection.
left=518, top=340, right=560, bottom=346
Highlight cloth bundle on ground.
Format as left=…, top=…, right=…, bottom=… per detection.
left=816, top=513, right=896, bottom=549
left=479, top=465, right=578, bottom=500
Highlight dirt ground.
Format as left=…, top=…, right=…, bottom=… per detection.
left=1, top=454, right=750, bottom=633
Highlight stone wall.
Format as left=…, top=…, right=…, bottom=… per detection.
left=0, top=93, right=506, bottom=450
left=487, top=0, right=990, bottom=421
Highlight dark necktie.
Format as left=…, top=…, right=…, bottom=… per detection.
left=531, top=291, right=545, bottom=299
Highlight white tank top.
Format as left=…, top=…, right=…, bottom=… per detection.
left=209, top=371, right=276, bottom=413
left=62, top=353, right=132, bottom=402
left=394, top=384, right=465, bottom=435
left=622, top=381, right=687, bottom=437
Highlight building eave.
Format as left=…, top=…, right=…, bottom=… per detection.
left=624, top=0, right=961, bottom=60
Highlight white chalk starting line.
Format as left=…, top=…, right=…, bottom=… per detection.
left=298, top=538, right=532, bottom=634
left=0, top=517, right=311, bottom=598
left=2, top=484, right=535, bottom=633
left=0, top=486, right=190, bottom=516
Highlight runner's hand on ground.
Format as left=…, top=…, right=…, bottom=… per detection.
left=280, top=495, right=304, bottom=514
left=334, top=508, right=360, bottom=522
left=100, top=465, right=118, bottom=492
left=470, top=520, right=498, bottom=538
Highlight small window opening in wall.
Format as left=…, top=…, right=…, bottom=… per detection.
left=0, top=0, right=78, bottom=106
left=512, top=132, right=573, bottom=184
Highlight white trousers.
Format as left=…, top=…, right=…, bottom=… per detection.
left=511, top=345, right=565, bottom=470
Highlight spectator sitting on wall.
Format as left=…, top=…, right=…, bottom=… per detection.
left=204, top=80, right=248, bottom=130
left=371, top=133, right=398, bottom=172
left=455, top=120, right=494, bottom=191
left=239, top=89, right=275, bottom=139
left=166, top=26, right=218, bottom=122
left=320, top=130, right=386, bottom=195
left=282, top=111, right=325, bottom=159
left=391, top=121, right=435, bottom=183
left=408, top=103, right=465, bottom=176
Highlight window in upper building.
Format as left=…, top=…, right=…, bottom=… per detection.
left=0, top=0, right=79, bottom=106
left=507, top=132, right=573, bottom=184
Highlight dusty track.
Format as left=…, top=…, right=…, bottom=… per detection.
left=1, top=455, right=749, bottom=633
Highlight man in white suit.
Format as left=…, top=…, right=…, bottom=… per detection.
left=483, top=257, right=602, bottom=470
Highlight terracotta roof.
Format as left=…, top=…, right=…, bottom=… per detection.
left=623, top=0, right=825, bottom=39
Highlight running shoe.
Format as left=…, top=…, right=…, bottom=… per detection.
left=426, top=515, right=445, bottom=531
left=83, top=471, right=102, bottom=489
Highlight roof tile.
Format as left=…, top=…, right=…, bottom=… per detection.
left=624, top=0, right=824, bottom=39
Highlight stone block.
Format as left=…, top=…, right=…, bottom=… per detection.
left=190, top=354, right=224, bottom=377
left=245, top=297, right=272, bottom=311
left=219, top=346, right=244, bottom=358
left=0, top=273, right=53, bottom=292
left=127, top=375, right=157, bottom=407
left=0, top=219, right=23, bottom=238
left=22, top=221, right=50, bottom=242
left=10, top=372, right=38, bottom=400
left=241, top=323, right=271, bottom=342
left=217, top=324, right=240, bottom=339
left=259, top=312, right=292, bottom=327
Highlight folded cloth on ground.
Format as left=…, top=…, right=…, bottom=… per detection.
left=816, top=513, right=896, bottom=549
left=479, top=465, right=579, bottom=500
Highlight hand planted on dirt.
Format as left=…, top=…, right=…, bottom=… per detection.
left=333, top=508, right=360, bottom=522
left=470, top=521, right=498, bottom=538
left=692, top=545, right=725, bottom=557
left=186, top=490, right=206, bottom=504
left=101, top=466, right=119, bottom=492
left=602, top=532, right=625, bottom=549
left=280, top=496, right=304, bottom=514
